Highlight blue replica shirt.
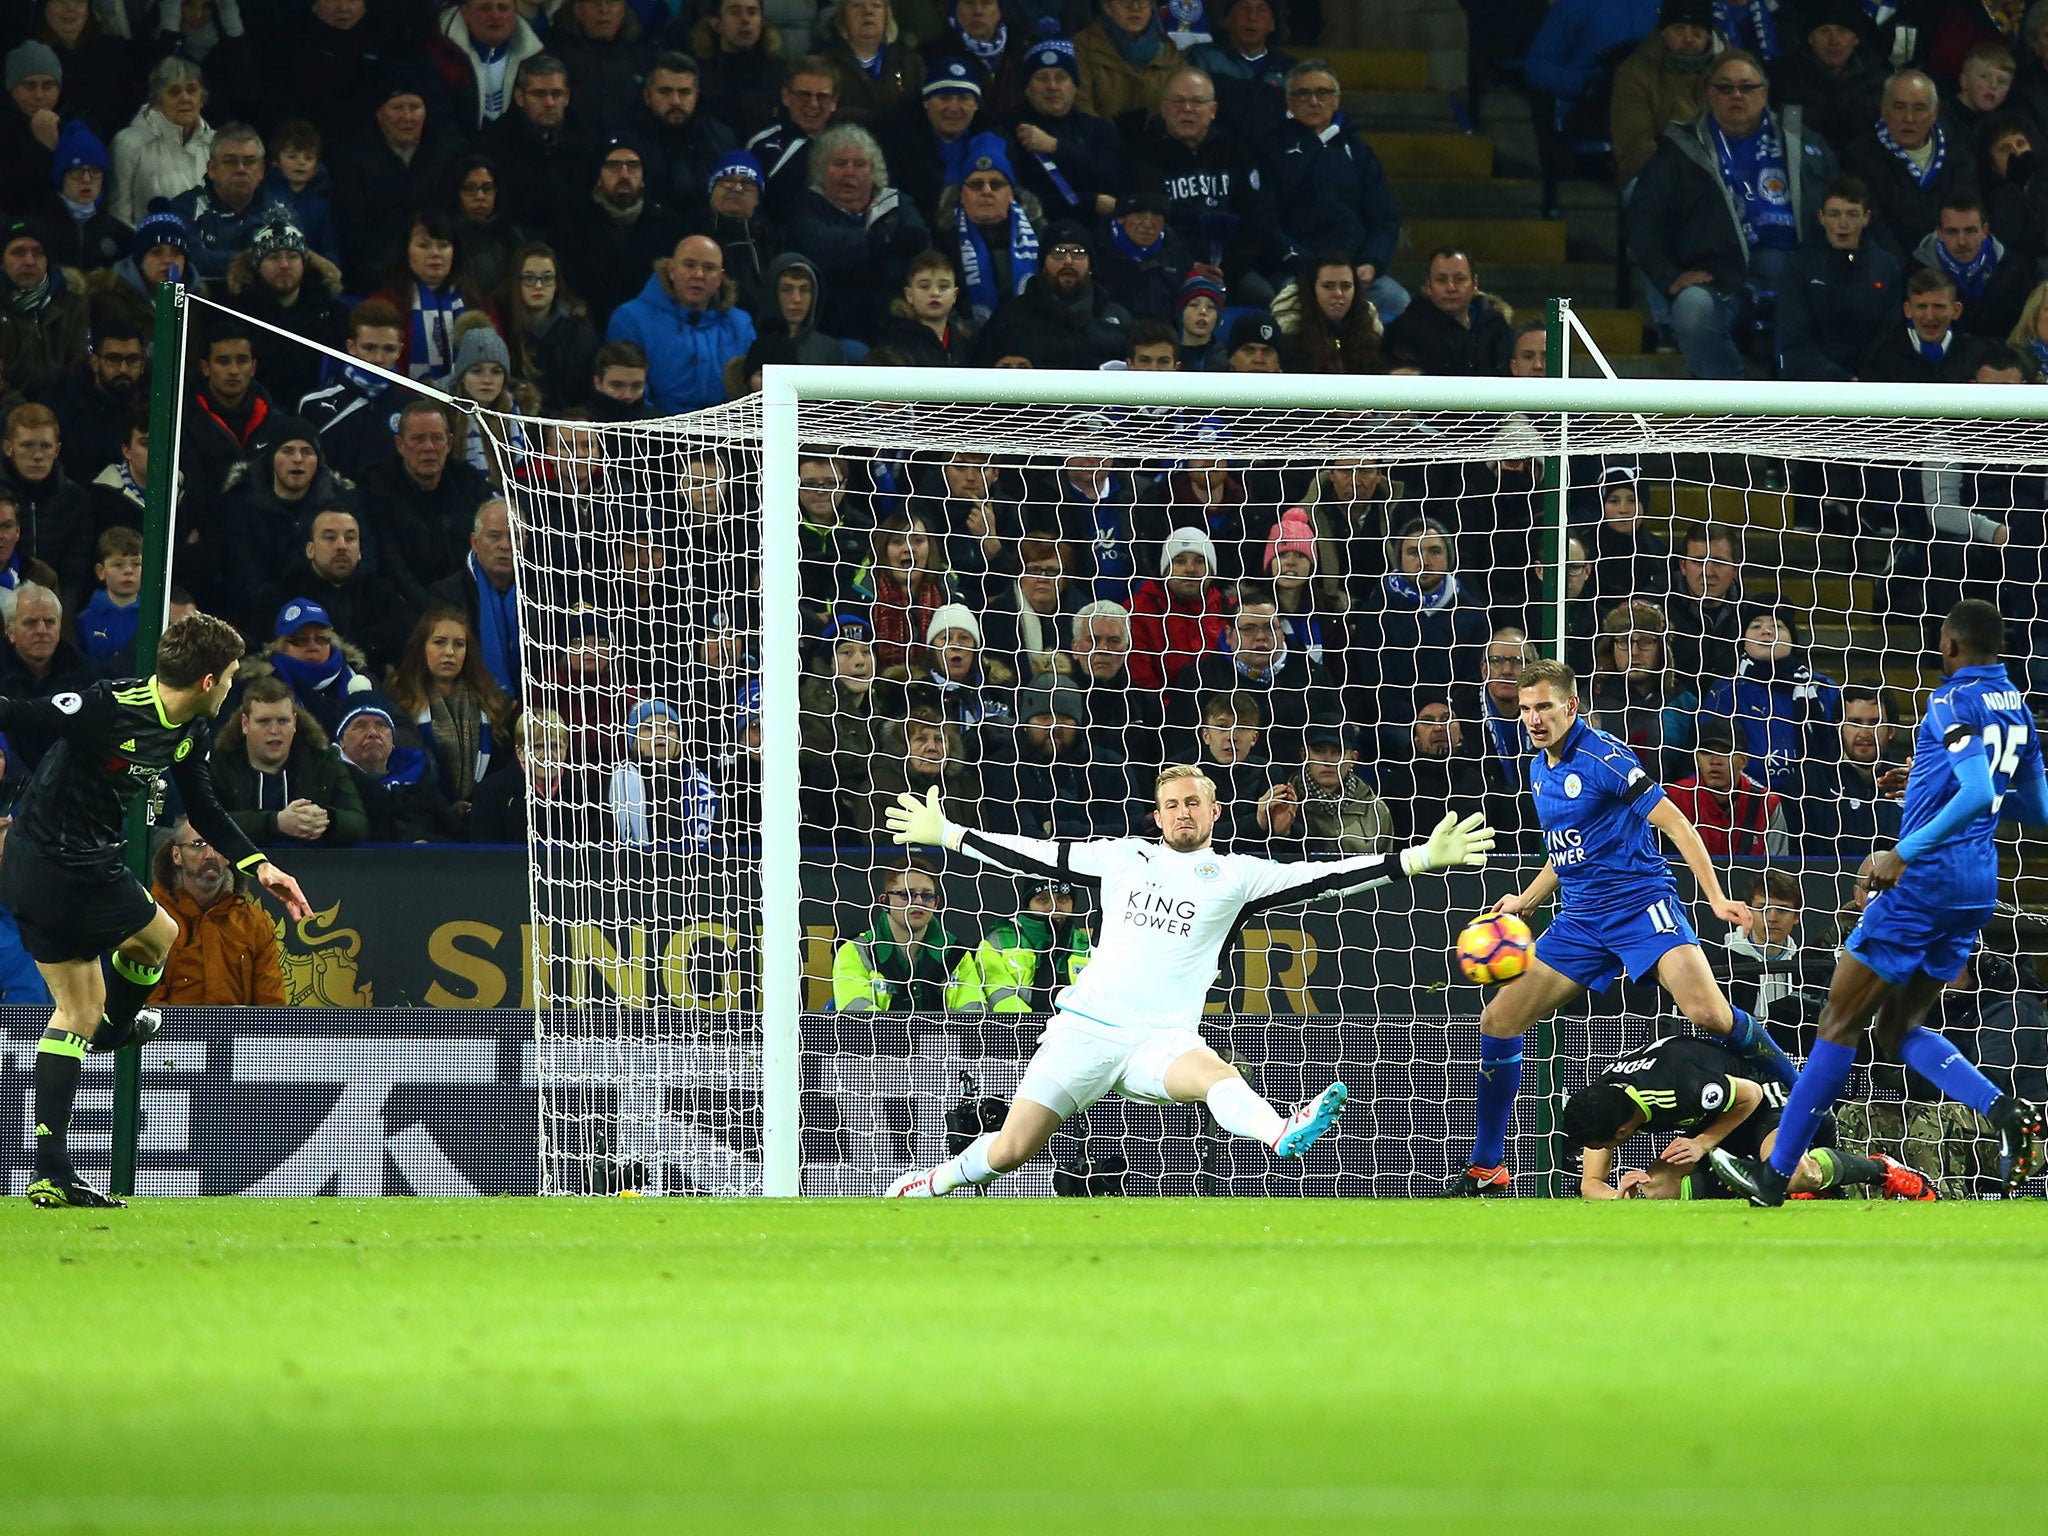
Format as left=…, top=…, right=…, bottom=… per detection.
left=1897, top=663, right=2044, bottom=908
left=1530, top=718, right=1674, bottom=912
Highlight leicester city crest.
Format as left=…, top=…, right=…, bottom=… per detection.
left=1194, top=859, right=1221, bottom=882
left=1563, top=772, right=1582, bottom=799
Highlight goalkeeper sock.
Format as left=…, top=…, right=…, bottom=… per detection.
left=32, top=1025, right=87, bottom=1179
left=1897, top=1027, right=2001, bottom=1115
left=1472, top=1035, right=1524, bottom=1169
left=101, top=952, right=164, bottom=1042
left=931, top=1133, right=998, bottom=1195
left=1725, top=1007, right=1798, bottom=1087
left=1768, top=1038, right=1856, bottom=1179
left=1206, top=1076, right=1284, bottom=1144
left=1805, top=1147, right=1887, bottom=1193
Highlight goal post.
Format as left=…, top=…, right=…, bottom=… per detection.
left=737, top=365, right=2048, bottom=1197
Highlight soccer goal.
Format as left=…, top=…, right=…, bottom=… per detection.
left=499, top=367, right=2048, bottom=1199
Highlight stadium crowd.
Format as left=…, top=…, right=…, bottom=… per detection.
left=0, top=0, right=2037, bottom=1076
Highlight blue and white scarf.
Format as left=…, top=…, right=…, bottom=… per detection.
left=1875, top=118, right=1945, bottom=188
left=271, top=647, right=355, bottom=701
left=342, top=361, right=390, bottom=398
left=955, top=200, right=1038, bottom=324
left=1933, top=235, right=1998, bottom=301
left=1913, top=326, right=1953, bottom=362
left=1714, top=0, right=1781, bottom=59
left=473, top=39, right=511, bottom=120
left=410, top=281, right=466, bottom=381
left=1385, top=570, right=1460, bottom=612
left=1108, top=218, right=1164, bottom=265
left=951, top=13, right=1008, bottom=61
left=2027, top=337, right=2048, bottom=375
left=1277, top=610, right=1324, bottom=665
left=112, top=459, right=145, bottom=508
left=1712, top=114, right=1796, bottom=249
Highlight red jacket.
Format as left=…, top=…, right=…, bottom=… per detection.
left=1127, top=579, right=1229, bottom=691
left=1666, top=773, right=1780, bottom=857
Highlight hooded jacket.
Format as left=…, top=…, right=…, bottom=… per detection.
left=605, top=269, right=757, bottom=415
left=107, top=105, right=216, bottom=227
left=1702, top=649, right=1842, bottom=791
left=223, top=249, right=350, bottom=413
left=691, top=16, right=790, bottom=140
left=1126, top=576, right=1229, bottom=691
left=429, top=4, right=548, bottom=132
left=208, top=705, right=369, bottom=847
left=1609, top=26, right=1721, bottom=184
left=759, top=251, right=850, bottom=364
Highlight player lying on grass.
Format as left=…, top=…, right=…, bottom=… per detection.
left=1444, top=658, right=1798, bottom=1198
left=0, top=612, right=311, bottom=1209
left=880, top=766, right=1494, bottom=1197
left=1715, top=601, right=2048, bottom=1207
left=1565, top=1034, right=1935, bottom=1201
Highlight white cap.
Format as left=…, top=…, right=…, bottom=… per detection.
left=926, top=602, right=983, bottom=647
left=1159, top=525, right=1219, bottom=577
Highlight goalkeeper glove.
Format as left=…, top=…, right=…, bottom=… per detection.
left=1399, top=812, right=1494, bottom=876
left=886, top=786, right=962, bottom=850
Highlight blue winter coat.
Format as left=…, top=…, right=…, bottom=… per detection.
left=605, top=273, right=757, bottom=415
left=0, top=907, right=50, bottom=1003
left=1703, top=652, right=1841, bottom=791
left=1258, top=117, right=1401, bottom=273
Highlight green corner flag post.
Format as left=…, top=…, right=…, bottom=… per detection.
left=109, top=279, right=187, bottom=1198
left=1530, top=297, right=1569, bottom=1196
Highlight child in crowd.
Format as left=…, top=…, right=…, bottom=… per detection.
left=450, top=320, right=538, bottom=489
left=264, top=118, right=341, bottom=266
left=77, top=526, right=142, bottom=663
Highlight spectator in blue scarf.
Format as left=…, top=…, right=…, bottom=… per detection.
left=933, top=131, right=1041, bottom=324
left=427, top=497, right=520, bottom=695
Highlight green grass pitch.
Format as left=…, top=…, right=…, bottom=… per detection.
left=3, top=1198, right=2044, bottom=1534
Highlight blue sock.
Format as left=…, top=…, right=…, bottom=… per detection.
left=1471, top=1035, right=1524, bottom=1169
left=1726, top=1006, right=1798, bottom=1087
left=1897, top=1027, right=2001, bottom=1116
left=1768, top=1038, right=1856, bottom=1178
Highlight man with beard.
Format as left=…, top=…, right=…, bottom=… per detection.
left=567, top=137, right=688, bottom=325
left=1377, top=694, right=1485, bottom=838
left=627, top=52, right=739, bottom=214
left=964, top=876, right=1097, bottom=1014
left=1797, top=684, right=1906, bottom=854
left=985, top=684, right=1140, bottom=839
left=975, top=220, right=1131, bottom=367
left=217, top=419, right=356, bottom=626
left=148, top=817, right=285, bottom=1007
left=47, top=317, right=147, bottom=485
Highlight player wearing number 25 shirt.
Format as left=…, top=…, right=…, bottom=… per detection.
left=1714, top=602, right=2048, bottom=1208
left=1442, top=658, right=1797, bottom=1199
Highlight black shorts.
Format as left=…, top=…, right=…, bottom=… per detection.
left=0, top=838, right=159, bottom=965
left=1686, top=1109, right=1836, bottom=1199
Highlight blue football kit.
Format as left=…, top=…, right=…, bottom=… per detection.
left=1850, top=663, right=2046, bottom=985
left=1529, top=719, right=1695, bottom=991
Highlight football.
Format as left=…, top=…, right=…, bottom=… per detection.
left=1456, top=912, right=1534, bottom=985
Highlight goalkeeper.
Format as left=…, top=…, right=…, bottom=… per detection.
left=883, top=765, right=1495, bottom=1197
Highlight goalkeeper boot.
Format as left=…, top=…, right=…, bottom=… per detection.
left=1870, top=1154, right=1939, bottom=1202
left=1708, top=1148, right=1789, bottom=1207
left=1272, top=1082, right=1347, bottom=1159
left=88, top=1007, right=163, bottom=1055
left=885, top=1167, right=940, bottom=1198
left=27, top=1174, right=125, bottom=1210
left=1985, top=1095, right=2047, bottom=1194
left=1439, top=1163, right=1510, bottom=1197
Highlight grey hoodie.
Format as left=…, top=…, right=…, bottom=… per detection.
left=761, top=251, right=851, bottom=365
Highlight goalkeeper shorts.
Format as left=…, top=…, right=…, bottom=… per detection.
left=1013, top=1018, right=1210, bottom=1120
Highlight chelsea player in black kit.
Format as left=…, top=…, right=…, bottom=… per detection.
left=1562, top=1036, right=1935, bottom=1201
left=0, top=614, right=310, bottom=1208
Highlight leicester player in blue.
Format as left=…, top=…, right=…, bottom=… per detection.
left=1714, top=601, right=2048, bottom=1206
left=1442, top=658, right=1797, bottom=1195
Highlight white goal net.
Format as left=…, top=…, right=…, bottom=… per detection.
left=497, top=372, right=2048, bottom=1199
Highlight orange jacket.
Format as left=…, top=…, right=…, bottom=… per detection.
left=150, top=880, right=287, bottom=1007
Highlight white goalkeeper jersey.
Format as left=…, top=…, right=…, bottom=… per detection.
left=955, top=829, right=1408, bottom=1034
